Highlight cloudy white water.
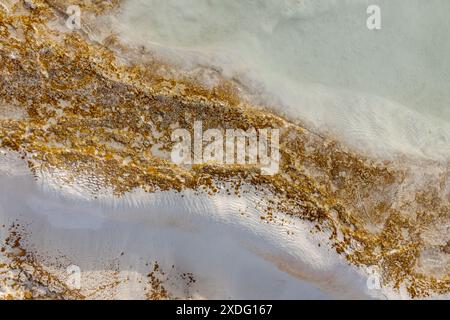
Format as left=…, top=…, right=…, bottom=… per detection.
left=1, top=150, right=393, bottom=299
left=111, top=0, right=450, bottom=160
left=1, top=0, right=449, bottom=300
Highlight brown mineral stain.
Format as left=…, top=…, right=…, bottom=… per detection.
left=0, top=0, right=448, bottom=298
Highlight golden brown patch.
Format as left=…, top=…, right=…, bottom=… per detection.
left=0, top=0, right=448, bottom=298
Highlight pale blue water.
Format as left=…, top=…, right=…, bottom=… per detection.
left=113, top=0, right=450, bottom=159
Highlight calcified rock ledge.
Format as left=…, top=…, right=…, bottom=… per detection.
left=0, top=0, right=449, bottom=299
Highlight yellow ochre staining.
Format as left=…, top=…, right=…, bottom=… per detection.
left=0, top=0, right=449, bottom=298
